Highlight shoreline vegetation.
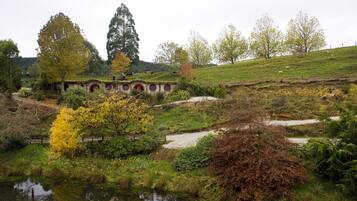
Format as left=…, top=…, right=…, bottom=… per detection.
left=0, top=144, right=353, bottom=201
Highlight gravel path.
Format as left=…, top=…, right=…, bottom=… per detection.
left=154, top=96, right=219, bottom=107
left=163, top=131, right=311, bottom=149
left=163, top=116, right=341, bottom=149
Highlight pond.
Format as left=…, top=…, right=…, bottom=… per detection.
left=0, top=178, right=194, bottom=201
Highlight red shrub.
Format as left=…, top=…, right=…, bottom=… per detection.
left=210, top=126, right=306, bottom=201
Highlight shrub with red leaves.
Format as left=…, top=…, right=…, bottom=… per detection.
left=210, top=126, right=306, bottom=201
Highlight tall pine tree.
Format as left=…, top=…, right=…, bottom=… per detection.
left=107, top=3, right=139, bottom=63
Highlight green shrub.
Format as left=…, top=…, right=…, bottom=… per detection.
left=155, top=92, right=165, bottom=104
left=0, top=132, right=28, bottom=150
left=207, top=85, right=226, bottom=98
left=18, top=87, right=32, bottom=97
left=62, top=86, right=87, bottom=109
left=177, top=78, right=226, bottom=98
left=133, top=136, right=162, bottom=154
left=304, top=94, right=357, bottom=195
left=175, top=134, right=215, bottom=171
left=167, top=90, right=190, bottom=102
left=101, top=137, right=135, bottom=158
left=87, top=136, right=162, bottom=158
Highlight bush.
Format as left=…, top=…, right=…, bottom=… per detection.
left=101, top=137, right=135, bottom=158
left=62, top=86, right=87, bottom=109
left=88, top=136, right=162, bottom=158
left=155, top=92, right=165, bottom=104
left=18, top=87, right=32, bottom=97
left=207, top=85, right=226, bottom=98
left=304, top=96, right=357, bottom=195
left=0, top=132, right=28, bottom=150
left=49, top=108, right=82, bottom=158
left=177, top=78, right=226, bottom=98
left=210, top=126, right=306, bottom=201
left=167, top=90, right=190, bottom=102
left=134, top=136, right=162, bottom=154
left=175, top=134, right=215, bottom=171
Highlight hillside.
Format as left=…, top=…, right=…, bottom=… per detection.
left=132, top=46, right=357, bottom=84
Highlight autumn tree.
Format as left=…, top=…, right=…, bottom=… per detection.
left=213, top=25, right=248, bottom=64
left=37, top=13, right=89, bottom=92
left=111, top=52, right=131, bottom=76
left=76, top=93, right=153, bottom=137
left=179, top=62, right=195, bottom=80
left=250, top=15, right=285, bottom=59
left=0, top=39, right=21, bottom=92
left=107, top=3, right=139, bottom=63
left=286, top=11, right=326, bottom=54
left=49, top=107, right=82, bottom=158
left=187, top=31, right=212, bottom=67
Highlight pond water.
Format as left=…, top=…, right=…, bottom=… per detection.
left=0, top=178, right=193, bottom=201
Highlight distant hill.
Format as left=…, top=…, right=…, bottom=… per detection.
left=130, top=60, right=172, bottom=73
left=14, top=57, right=37, bottom=69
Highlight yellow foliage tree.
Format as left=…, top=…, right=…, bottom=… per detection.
left=49, top=108, right=81, bottom=158
left=77, top=93, right=153, bottom=137
left=111, top=52, right=131, bottom=76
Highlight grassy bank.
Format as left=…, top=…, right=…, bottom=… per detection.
left=0, top=145, right=353, bottom=201
left=129, top=46, right=357, bottom=85
left=230, top=82, right=349, bottom=120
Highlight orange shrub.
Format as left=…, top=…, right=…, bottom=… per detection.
left=210, top=126, right=306, bottom=201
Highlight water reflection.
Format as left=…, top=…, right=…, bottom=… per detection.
left=0, top=178, right=191, bottom=201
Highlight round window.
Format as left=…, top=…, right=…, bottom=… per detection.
left=149, top=84, right=157, bottom=91
left=122, top=84, right=129, bottom=91
left=164, top=84, right=171, bottom=91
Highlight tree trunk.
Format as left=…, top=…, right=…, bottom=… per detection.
left=60, top=81, right=65, bottom=93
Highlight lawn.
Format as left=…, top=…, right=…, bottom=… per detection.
left=128, top=46, right=357, bottom=85
left=195, top=46, right=357, bottom=85
left=151, top=104, right=222, bottom=134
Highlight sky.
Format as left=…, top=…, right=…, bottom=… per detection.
left=0, top=0, right=356, bottom=62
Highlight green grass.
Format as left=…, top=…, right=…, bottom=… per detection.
left=151, top=105, right=220, bottom=134
left=195, top=46, right=357, bottom=85
left=128, top=46, right=357, bottom=85
left=68, top=46, right=357, bottom=85
left=292, top=175, right=352, bottom=201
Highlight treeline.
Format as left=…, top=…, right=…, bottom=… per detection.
left=154, top=11, right=326, bottom=67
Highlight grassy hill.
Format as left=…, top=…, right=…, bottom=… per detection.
left=131, top=46, right=357, bottom=84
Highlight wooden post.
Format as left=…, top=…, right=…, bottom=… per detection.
left=32, top=188, right=35, bottom=201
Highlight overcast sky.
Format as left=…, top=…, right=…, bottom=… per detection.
left=1, top=0, right=356, bottom=62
